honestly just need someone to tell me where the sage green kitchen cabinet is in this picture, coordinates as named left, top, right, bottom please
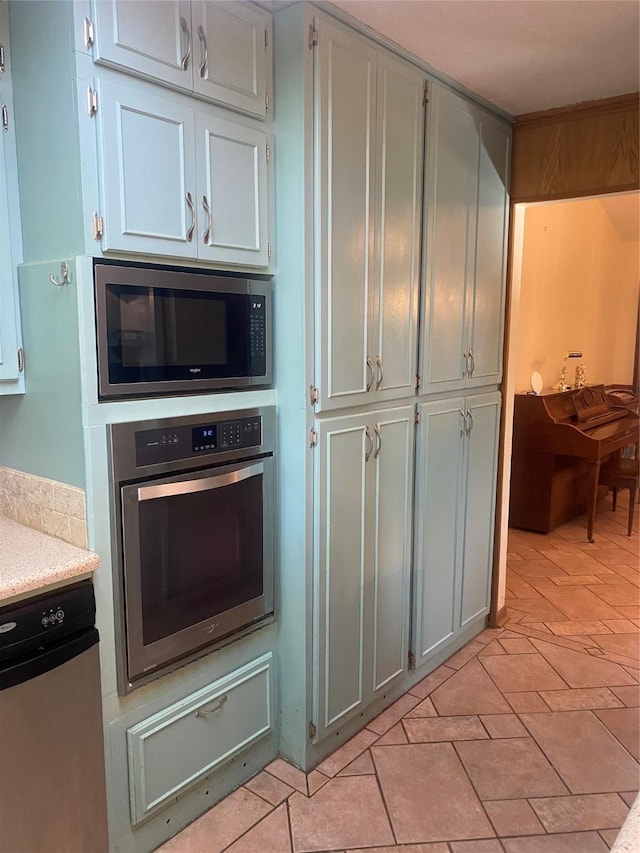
left=419, top=81, right=510, bottom=395
left=0, top=0, right=23, bottom=394
left=313, top=406, right=414, bottom=740
left=97, top=75, right=271, bottom=267
left=314, top=15, right=424, bottom=412
left=91, top=0, right=272, bottom=119
left=412, top=392, right=501, bottom=667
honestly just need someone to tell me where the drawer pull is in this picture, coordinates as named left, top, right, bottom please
left=195, top=694, right=228, bottom=718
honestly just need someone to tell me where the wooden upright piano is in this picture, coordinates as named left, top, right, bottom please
left=509, top=384, right=639, bottom=541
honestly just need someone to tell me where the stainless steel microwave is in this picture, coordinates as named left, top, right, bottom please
left=94, top=263, right=272, bottom=399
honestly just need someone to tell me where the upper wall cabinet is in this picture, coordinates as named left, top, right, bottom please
left=419, top=81, right=510, bottom=395
left=90, top=0, right=272, bottom=119
left=313, top=15, right=424, bottom=413
left=96, top=76, right=271, bottom=267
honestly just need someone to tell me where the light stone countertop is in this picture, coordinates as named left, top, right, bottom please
left=0, top=516, right=100, bottom=605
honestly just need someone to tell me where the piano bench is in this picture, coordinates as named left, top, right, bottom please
left=598, top=458, right=639, bottom=536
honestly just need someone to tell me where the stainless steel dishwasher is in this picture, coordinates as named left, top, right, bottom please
left=0, top=581, right=109, bottom=853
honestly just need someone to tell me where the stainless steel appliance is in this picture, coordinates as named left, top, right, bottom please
left=95, top=262, right=272, bottom=399
left=0, top=582, right=109, bottom=852
left=108, top=407, right=275, bottom=694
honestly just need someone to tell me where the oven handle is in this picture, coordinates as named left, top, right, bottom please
left=136, top=462, right=263, bottom=502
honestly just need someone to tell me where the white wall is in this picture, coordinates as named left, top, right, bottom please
left=514, top=197, right=639, bottom=394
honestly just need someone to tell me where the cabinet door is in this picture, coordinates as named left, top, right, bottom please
left=419, top=82, right=479, bottom=395
left=192, top=0, right=271, bottom=118
left=459, top=392, right=501, bottom=628
left=314, top=414, right=372, bottom=738
left=195, top=110, right=269, bottom=267
left=370, top=407, right=414, bottom=694
left=412, top=397, right=465, bottom=666
left=373, top=54, right=423, bottom=403
left=315, top=17, right=377, bottom=412
left=92, top=0, right=192, bottom=92
left=466, top=114, right=510, bottom=389
left=98, top=79, right=197, bottom=258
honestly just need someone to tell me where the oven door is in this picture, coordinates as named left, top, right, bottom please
left=119, top=456, right=274, bottom=685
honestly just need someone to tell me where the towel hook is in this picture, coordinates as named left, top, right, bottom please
left=49, top=262, right=70, bottom=287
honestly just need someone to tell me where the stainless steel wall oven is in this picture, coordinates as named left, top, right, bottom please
left=108, top=407, right=275, bottom=694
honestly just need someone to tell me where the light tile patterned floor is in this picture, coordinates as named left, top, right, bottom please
left=158, top=494, right=639, bottom=852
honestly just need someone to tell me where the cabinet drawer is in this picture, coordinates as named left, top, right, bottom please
left=127, top=652, right=272, bottom=824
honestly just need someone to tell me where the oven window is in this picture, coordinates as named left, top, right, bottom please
left=137, top=473, right=264, bottom=645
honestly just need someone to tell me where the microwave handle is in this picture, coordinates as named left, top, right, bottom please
left=137, top=462, right=263, bottom=502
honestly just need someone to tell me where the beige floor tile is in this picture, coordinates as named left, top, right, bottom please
left=530, top=639, right=637, bottom=688
left=502, top=831, right=609, bottom=851
left=484, top=799, right=545, bottom=836
left=375, top=722, right=408, bottom=745
left=350, top=845, right=450, bottom=853
left=455, top=737, right=568, bottom=800
left=587, top=583, right=640, bottom=607
left=539, top=586, right=622, bottom=621
left=444, top=639, right=487, bottom=670
left=337, top=750, right=375, bottom=776
left=225, top=804, right=292, bottom=853
left=538, top=686, right=624, bottom=711
left=479, top=653, right=568, bottom=692
left=588, top=546, right=640, bottom=567
left=403, top=715, right=487, bottom=743
left=589, top=632, right=640, bottom=662
left=529, top=793, right=629, bottom=833
left=410, top=664, right=456, bottom=698
left=547, top=551, right=623, bottom=577
left=520, top=710, right=640, bottom=793
left=479, top=639, right=508, bottom=656
left=499, top=638, right=537, bottom=654
left=449, top=842, right=505, bottom=852
left=510, top=559, right=567, bottom=577
left=617, top=605, right=640, bottom=619
left=316, top=728, right=378, bottom=777
left=265, top=758, right=308, bottom=794
left=288, top=775, right=394, bottom=852
left=602, top=619, right=639, bottom=633
left=503, top=692, right=550, bottom=713
left=372, top=743, right=495, bottom=842
left=306, top=770, right=330, bottom=795
left=594, top=707, right=640, bottom=759
left=367, top=692, right=421, bottom=734
left=610, top=685, right=640, bottom=706
left=431, top=659, right=511, bottom=716
left=598, top=828, right=620, bottom=846
left=620, top=790, right=638, bottom=806
left=479, top=713, right=528, bottom=738
left=244, top=771, right=294, bottom=805
left=404, top=695, right=438, bottom=717
left=545, top=620, right=612, bottom=636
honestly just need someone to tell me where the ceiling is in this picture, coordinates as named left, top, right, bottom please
left=326, top=0, right=640, bottom=116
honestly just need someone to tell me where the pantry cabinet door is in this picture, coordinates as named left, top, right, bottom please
left=195, top=110, right=270, bottom=268
left=192, top=0, right=271, bottom=118
left=466, top=114, right=510, bottom=389
left=314, top=414, right=372, bottom=738
left=412, top=397, right=465, bottom=666
left=370, top=407, right=414, bottom=694
left=373, top=54, right=423, bottom=404
left=419, top=82, right=479, bottom=395
left=92, top=0, right=192, bottom=92
left=459, top=393, right=501, bottom=628
left=98, top=78, right=197, bottom=258
left=314, top=17, right=377, bottom=412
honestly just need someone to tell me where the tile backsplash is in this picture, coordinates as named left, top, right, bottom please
left=0, top=467, right=87, bottom=548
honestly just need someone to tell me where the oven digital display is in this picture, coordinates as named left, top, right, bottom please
left=192, top=425, right=217, bottom=452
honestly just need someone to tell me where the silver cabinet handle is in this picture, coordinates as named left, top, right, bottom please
left=202, top=194, right=212, bottom=244
left=365, top=426, right=374, bottom=462
left=462, top=351, right=469, bottom=377
left=366, top=357, right=374, bottom=392
left=197, top=24, right=208, bottom=78
left=180, top=16, right=191, bottom=70
left=373, top=424, right=382, bottom=458
left=195, top=694, right=227, bottom=717
left=468, top=349, right=475, bottom=376
left=185, top=192, right=195, bottom=242
left=459, top=409, right=466, bottom=437
left=375, top=355, right=384, bottom=390
left=465, top=409, right=474, bottom=436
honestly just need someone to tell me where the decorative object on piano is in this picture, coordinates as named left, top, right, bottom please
left=530, top=371, right=544, bottom=395
left=553, top=351, right=583, bottom=392
left=574, top=363, right=587, bottom=389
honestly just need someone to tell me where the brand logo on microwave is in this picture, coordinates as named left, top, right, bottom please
left=203, top=622, right=219, bottom=634
left=189, top=367, right=202, bottom=374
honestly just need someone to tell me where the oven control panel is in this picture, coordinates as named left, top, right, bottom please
left=135, top=415, right=263, bottom=467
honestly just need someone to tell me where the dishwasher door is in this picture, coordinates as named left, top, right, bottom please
left=0, top=627, right=109, bottom=853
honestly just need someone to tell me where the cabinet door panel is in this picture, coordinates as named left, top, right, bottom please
left=374, top=55, right=423, bottom=403
left=315, top=416, right=370, bottom=735
left=460, top=393, right=501, bottom=627
left=467, top=116, right=510, bottom=388
left=371, top=408, right=414, bottom=693
left=98, top=79, right=196, bottom=258
left=420, top=83, right=479, bottom=394
left=196, top=111, right=269, bottom=267
left=93, top=0, right=192, bottom=92
left=315, top=18, right=377, bottom=411
left=192, top=0, right=270, bottom=118
left=413, top=398, right=465, bottom=665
